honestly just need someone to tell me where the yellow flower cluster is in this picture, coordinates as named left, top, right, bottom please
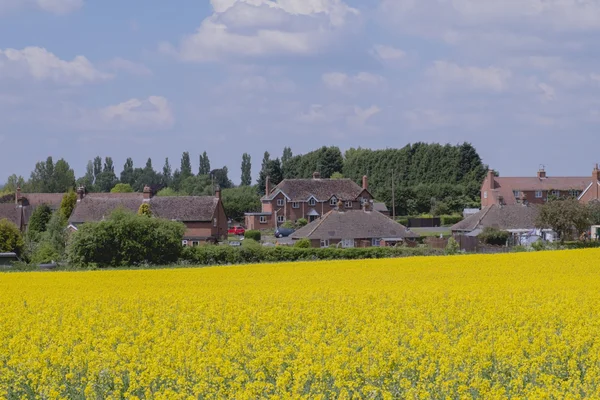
left=2, top=250, right=600, bottom=399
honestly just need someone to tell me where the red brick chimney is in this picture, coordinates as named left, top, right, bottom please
left=594, top=164, right=600, bottom=182
left=215, top=186, right=221, bottom=200
left=15, top=186, right=22, bottom=206
left=487, top=169, right=495, bottom=190
left=265, top=176, right=271, bottom=196
left=537, top=167, right=547, bottom=179
left=143, top=185, right=152, bottom=201
left=362, top=175, right=368, bottom=190
left=76, top=187, right=85, bottom=202
left=313, top=171, right=321, bottom=180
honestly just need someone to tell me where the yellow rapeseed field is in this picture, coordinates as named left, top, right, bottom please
left=2, top=250, right=600, bottom=399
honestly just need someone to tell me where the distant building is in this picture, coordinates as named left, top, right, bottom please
left=0, top=188, right=63, bottom=231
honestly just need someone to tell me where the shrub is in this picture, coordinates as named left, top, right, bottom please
left=111, top=183, right=134, bottom=193
left=67, top=209, right=185, bottom=267
left=138, top=203, right=152, bottom=217
left=478, top=227, right=510, bottom=246
left=294, top=238, right=311, bottom=248
left=0, top=219, right=24, bottom=255
left=445, top=237, right=460, bottom=255
left=31, top=241, right=60, bottom=264
left=441, top=215, right=463, bottom=226
left=60, top=191, right=78, bottom=220
left=28, top=204, right=52, bottom=235
left=397, top=217, right=409, bottom=226
left=245, top=230, right=261, bottom=242
left=296, top=218, right=308, bottom=228
left=281, top=220, right=295, bottom=229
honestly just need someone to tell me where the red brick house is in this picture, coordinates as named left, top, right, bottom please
left=0, top=188, right=64, bottom=231
left=245, top=172, right=374, bottom=230
left=481, top=166, right=600, bottom=206
left=68, top=186, right=228, bottom=245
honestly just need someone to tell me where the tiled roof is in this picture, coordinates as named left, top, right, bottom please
left=21, top=193, right=64, bottom=208
left=373, top=202, right=389, bottom=213
left=451, top=204, right=540, bottom=232
left=0, top=204, right=21, bottom=227
left=291, top=209, right=417, bottom=241
left=69, top=194, right=219, bottom=224
left=266, top=179, right=367, bottom=202
left=490, top=177, right=592, bottom=205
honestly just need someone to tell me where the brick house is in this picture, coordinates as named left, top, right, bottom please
left=290, top=203, right=417, bottom=248
left=0, top=188, right=64, bottom=231
left=481, top=166, right=600, bottom=207
left=245, top=172, right=374, bottom=230
left=68, top=186, right=228, bottom=245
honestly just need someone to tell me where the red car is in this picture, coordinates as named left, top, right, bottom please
left=228, top=226, right=245, bottom=236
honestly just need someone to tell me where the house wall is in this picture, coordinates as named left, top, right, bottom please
left=182, top=200, right=228, bottom=242
left=245, top=215, right=275, bottom=230
left=580, top=184, right=600, bottom=204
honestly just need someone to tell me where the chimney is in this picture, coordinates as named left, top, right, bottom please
left=594, top=164, right=600, bottom=181
left=215, top=185, right=221, bottom=200
left=76, top=187, right=85, bottom=202
left=143, top=185, right=152, bottom=201
left=313, top=171, right=321, bottom=180
left=265, top=176, right=271, bottom=195
left=15, top=186, right=22, bottom=206
left=537, top=168, right=547, bottom=179
left=487, top=169, right=495, bottom=190
left=362, top=175, right=368, bottom=190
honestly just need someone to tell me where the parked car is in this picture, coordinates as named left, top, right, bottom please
left=274, top=227, right=295, bottom=238
left=228, top=226, right=246, bottom=236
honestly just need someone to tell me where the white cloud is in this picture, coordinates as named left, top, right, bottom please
left=105, top=58, right=152, bottom=76
left=0, top=0, right=82, bottom=14
left=371, top=44, right=405, bottom=61
left=0, top=47, right=110, bottom=85
left=538, top=83, right=556, bottom=102
left=322, top=71, right=385, bottom=90
left=347, top=105, right=381, bottom=127
left=426, top=61, right=512, bottom=92
left=97, top=96, right=174, bottom=130
left=164, top=0, right=359, bottom=62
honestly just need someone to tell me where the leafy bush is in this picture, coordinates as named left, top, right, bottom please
left=478, top=227, right=510, bottom=246
left=531, top=240, right=547, bottom=252
left=244, top=230, right=261, bottom=242
left=31, top=241, right=60, bottom=264
left=562, top=241, right=600, bottom=249
left=296, top=218, right=308, bottom=228
left=111, top=183, right=134, bottom=193
left=60, top=191, right=78, bottom=220
left=281, top=220, right=295, bottom=229
left=181, top=245, right=444, bottom=266
left=28, top=204, right=52, bottom=235
left=67, top=209, right=185, bottom=267
left=0, top=219, right=24, bottom=254
left=397, top=217, right=409, bottom=226
left=138, top=203, right=152, bottom=217
left=445, top=237, right=460, bottom=255
left=441, top=215, right=463, bottom=226
left=294, top=238, right=311, bottom=248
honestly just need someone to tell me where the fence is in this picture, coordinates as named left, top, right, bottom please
left=408, top=217, right=442, bottom=228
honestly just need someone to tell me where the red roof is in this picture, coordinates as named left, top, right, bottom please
left=490, top=176, right=593, bottom=205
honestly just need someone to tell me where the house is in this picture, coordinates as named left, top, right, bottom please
left=68, top=186, right=228, bottom=245
left=245, top=172, right=374, bottom=230
left=481, top=165, right=600, bottom=207
left=373, top=202, right=391, bottom=217
left=0, top=188, right=64, bottom=231
left=290, top=202, right=417, bottom=248
left=451, top=204, right=555, bottom=244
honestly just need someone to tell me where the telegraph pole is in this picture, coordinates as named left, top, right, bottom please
left=391, top=169, right=396, bottom=220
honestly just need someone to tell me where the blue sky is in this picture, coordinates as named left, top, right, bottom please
left=2, top=0, right=600, bottom=185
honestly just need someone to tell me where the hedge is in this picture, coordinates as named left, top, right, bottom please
left=441, top=215, right=463, bottom=226
left=181, top=245, right=443, bottom=266
left=562, top=241, right=600, bottom=249
left=397, top=215, right=463, bottom=227
left=244, top=230, right=261, bottom=241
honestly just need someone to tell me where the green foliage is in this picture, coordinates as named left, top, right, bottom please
left=330, top=172, right=344, bottom=180
left=60, top=191, right=77, bottom=220
left=531, top=240, right=547, bottom=252
left=111, top=183, right=134, bottom=193
left=562, top=241, right=600, bottom=249
left=441, top=215, right=464, bottom=226
left=29, top=157, right=76, bottom=193
left=156, top=188, right=181, bottom=197
left=241, top=153, right=252, bottom=186
left=294, top=238, right=311, bottom=248
left=281, top=220, right=295, bottom=229
left=31, top=241, right=60, bottom=264
left=283, top=146, right=344, bottom=179
left=588, top=200, right=600, bottom=225
left=0, top=219, right=24, bottom=254
left=181, top=245, right=443, bottom=266
left=257, top=152, right=283, bottom=194
left=180, top=152, right=193, bottom=180
left=296, top=218, right=308, bottom=228
left=179, top=175, right=212, bottom=196
left=211, top=167, right=233, bottom=189
left=244, top=230, right=261, bottom=242
left=138, top=203, right=152, bottom=217
left=536, top=198, right=590, bottom=242
left=222, top=186, right=260, bottom=221
left=67, top=209, right=186, bottom=267
left=478, top=227, right=510, bottom=246
left=199, top=152, right=211, bottom=176
left=28, top=204, right=52, bottom=235
left=95, top=157, right=119, bottom=192
left=445, top=237, right=460, bottom=255
left=44, top=212, right=68, bottom=257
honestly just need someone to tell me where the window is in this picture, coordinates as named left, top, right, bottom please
left=259, top=216, right=267, bottom=224
left=551, top=190, right=560, bottom=197
left=535, top=191, right=543, bottom=198
left=292, top=202, right=300, bottom=209
left=213, top=218, right=217, bottom=227
left=360, top=197, right=367, bottom=205
left=320, top=239, right=330, bottom=248
left=484, top=191, right=488, bottom=199
left=182, top=240, right=188, bottom=246
left=308, top=198, right=316, bottom=206
left=372, top=238, right=382, bottom=247
left=192, top=241, right=199, bottom=247
left=277, top=198, right=285, bottom=206
left=277, top=215, right=285, bottom=223
left=341, top=239, right=355, bottom=248
left=570, top=190, right=581, bottom=198
left=345, top=201, right=353, bottom=208
left=329, top=197, right=337, bottom=206
left=513, top=190, right=521, bottom=198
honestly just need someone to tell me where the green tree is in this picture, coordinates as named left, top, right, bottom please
left=199, top=152, right=211, bottom=175
left=211, top=167, right=233, bottom=190
left=120, top=158, right=135, bottom=185
left=179, top=175, right=212, bottom=196
left=138, top=203, right=152, bottom=217
left=221, top=186, right=261, bottom=221
left=241, top=153, right=252, bottom=186
left=330, top=172, right=344, bottom=180
left=162, top=158, right=173, bottom=187
left=28, top=204, right=52, bottom=235
left=60, top=191, right=78, bottom=221
left=156, top=187, right=181, bottom=197
left=111, top=183, right=134, bottom=193
left=96, top=157, right=119, bottom=192
left=257, top=152, right=282, bottom=195
left=0, top=219, right=24, bottom=254
left=180, top=152, right=193, bottom=179
left=536, top=198, right=590, bottom=242
left=52, top=159, right=76, bottom=192
left=2, top=174, right=25, bottom=193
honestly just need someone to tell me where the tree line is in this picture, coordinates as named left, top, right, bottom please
left=1, top=142, right=488, bottom=217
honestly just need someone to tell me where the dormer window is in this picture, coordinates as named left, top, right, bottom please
left=277, top=198, right=284, bottom=207
left=329, top=197, right=337, bottom=206
left=308, top=198, right=316, bottom=206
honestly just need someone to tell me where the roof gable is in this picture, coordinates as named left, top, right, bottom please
left=452, top=204, right=540, bottom=232
left=267, top=178, right=367, bottom=202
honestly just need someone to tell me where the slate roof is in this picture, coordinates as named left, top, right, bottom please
left=291, top=209, right=417, bottom=241
left=451, top=204, right=540, bottom=232
left=373, top=202, right=389, bottom=213
left=490, top=176, right=591, bottom=205
left=21, top=193, right=64, bottom=209
left=265, top=179, right=367, bottom=202
left=69, top=194, right=220, bottom=224
left=0, top=204, right=21, bottom=227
